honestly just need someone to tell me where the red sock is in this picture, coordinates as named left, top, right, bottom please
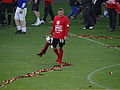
left=53, top=48, right=60, bottom=62
left=58, top=49, right=63, bottom=64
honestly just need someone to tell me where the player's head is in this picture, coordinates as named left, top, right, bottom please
left=58, top=8, right=64, bottom=17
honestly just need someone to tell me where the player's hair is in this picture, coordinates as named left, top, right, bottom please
left=58, top=8, right=64, bottom=12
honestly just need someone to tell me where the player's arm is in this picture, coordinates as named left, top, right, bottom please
left=21, top=3, right=26, bottom=9
left=49, top=20, right=55, bottom=37
left=19, top=3, right=26, bottom=13
left=22, top=0, right=28, bottom=8
left=20, top=0, right=28, bottom=13
left=34, top=0, right=38, bottom=3
left=64, top=18, right=70, bottom=40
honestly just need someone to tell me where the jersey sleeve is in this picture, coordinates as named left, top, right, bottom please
left=23, top=0, right=28, bottom=3
left=49, top=19, right=55, bottom=35
left=64, top=18, right=70, bottom=37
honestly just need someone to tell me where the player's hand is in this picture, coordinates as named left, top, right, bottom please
left=34, top=0, right=37, bottom=3
left=49, top=35, right=52, bottom=37
left=64, top=36, right=67, bottom=40
left=19, top=10, right=23, bottom=14
left=19, top=8, right=23, bottom=14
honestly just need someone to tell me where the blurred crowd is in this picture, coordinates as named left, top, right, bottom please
left=0, top=0, right=120, bottom=33
left=68, top=0, right=120, bottom=31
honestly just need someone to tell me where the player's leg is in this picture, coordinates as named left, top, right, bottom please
left=20, top=20, right=26, bottom=33
left=1, top=3, right=6, bottom=25
left=73, top=6, right=79, bottom=19
left=31, top=2, right=41, bottom=25
left=68, top=6, right=75, bottom=19
left=43, top=1, right=49, bottom=23
left=58, top=48, right=63, bottom=64
left=48, top=4, right=54, bottom=22
left=7, top=3, right=13, bottom=26
left=52, top=38, right=60, bottom=62
left=83, top=5, right=93, bottom=29
left=15, top=19, right=22, bottom=33
left=14, top=7, right=22, bottom=33
left=32, top=11, right=42, bottom=25
left=58, top=39, right=65, bottom=64
left=0, top=3, right=2, bottom=26
left=19, top=8, right=27, bottom=33
left=34, top=11, right=40, bottom=21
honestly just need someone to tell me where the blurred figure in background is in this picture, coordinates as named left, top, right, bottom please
left=106, top=0, right=119, bottom=31
left=82, top=0, right=96, bottom=30
left=77, top=0, right=83, bottom=16
left=103, top=1, right=109, bottom=17
left=41, top=0, right=54, bottom=23
left=94, top=0, right=103, bottom=20
left=1, top=0, right=14, bottom=27
left=14, top=0, right=28, bottom=34
left=31, top=0, right=42, bottom=26
left=68, top=0, right=79, bottom=19
left=0, top=0, right=2, bottom=26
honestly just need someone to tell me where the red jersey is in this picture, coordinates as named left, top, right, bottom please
left=44, top=0, right=53, bottom=7
left=106, top=0, right=118, bottom=8
left=1, top=0, right=13, bottom=3
left=50, top=16, right=70, bottom=39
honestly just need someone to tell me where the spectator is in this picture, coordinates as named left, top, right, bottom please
left=103, top=1, right=109, bottom=17
left=0, top=0, right=2, bottom=26
left=13, top=0, right=18, bottom=12
left=68, top=0, right=79, bottom=19
left=94, top=0, right=102, bottom=20
left=31, top=0, right=42, bottom=26
left=77, top=0, right=83, bottom=16
left=14, top=0, right=28, bottom=34
left=1, top=0, right=14, bottom=27
left=41, top=0, right=54, bottom=23
left=82, top=0, right=96, bottom=29
left=106, top=0, right=118, bottom=31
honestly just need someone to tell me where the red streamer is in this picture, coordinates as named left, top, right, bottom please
left=0, top=62, right=72, bottom=87
left=68, top=35, right=120, bottom=39
left=107, top=46, right=120, bottom=48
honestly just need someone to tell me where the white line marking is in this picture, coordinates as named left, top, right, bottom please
left=87, top=63, right=120, bottom=89
left=68, top=33, right=120, bottom=89
left=70, top=26, right=108, bottom=28
left=69, top=33, right=120, bottom=51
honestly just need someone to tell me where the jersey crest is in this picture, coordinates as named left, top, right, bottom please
left=56, top=21, right=60, bottom=25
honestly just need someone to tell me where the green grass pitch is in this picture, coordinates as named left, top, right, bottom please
left=0, top=2, right=120, bottom=90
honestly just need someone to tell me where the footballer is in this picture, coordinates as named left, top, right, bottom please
left=49, top=8, right=70, bottom=64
